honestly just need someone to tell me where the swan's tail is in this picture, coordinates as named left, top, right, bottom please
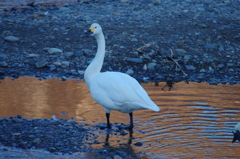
left=148, top=104, right=160, bottom=112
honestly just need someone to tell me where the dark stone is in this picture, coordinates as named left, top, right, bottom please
left=134, top=142, right=143, bottom=146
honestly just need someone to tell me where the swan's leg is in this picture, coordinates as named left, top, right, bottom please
left=129, top=112, right=134, bottom=130
left=106, top=113, right=111, bottom=128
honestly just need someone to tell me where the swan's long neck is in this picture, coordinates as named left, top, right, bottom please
left=84, top=32, right=105, bottom=86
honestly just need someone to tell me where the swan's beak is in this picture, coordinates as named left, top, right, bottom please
left=232, top=130, right=240, bottom=143
left=85, top=29, right=92, bottom=34
left=85, top=27, right=95, bottom=34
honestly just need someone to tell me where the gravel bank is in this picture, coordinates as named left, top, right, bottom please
left=0, top=115, right=146, bottom=158
left=0, top=0, right=239, bottom=85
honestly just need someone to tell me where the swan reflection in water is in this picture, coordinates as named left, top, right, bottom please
left=94, top=129, right=144, bottom=158
left=104, top=129, right=134, bottom=146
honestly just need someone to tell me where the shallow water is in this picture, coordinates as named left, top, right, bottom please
left=0, top=77, right=240, bottom=158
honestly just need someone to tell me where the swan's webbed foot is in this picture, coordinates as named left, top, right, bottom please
left=128, top=124, right=134, bottom=130
left=117, top=124, right=134, bottom=130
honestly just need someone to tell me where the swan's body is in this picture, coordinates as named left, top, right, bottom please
left=84, top=23, right=160, bottom=129
left=232, top=122, right=240, bottom=143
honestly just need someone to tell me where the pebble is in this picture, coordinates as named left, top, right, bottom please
left=143, top=64, right=147, bottom=70
left=227, top=63, right=234, bottom=67
left=78, top=70, right=84, bottom=75
left=184, top=55, right=192, bottom=60
left=147, top=63, right=156, bottom=70
left=47, top=48, right=63, bottom=54
left=186, top=65, right=196, bottom=71
left=127, top=58, right=142, bottom=63
left=199, top=69, right=206, bottom=73
left=175, top=48, right=187, bottom=54
left=75, top=50, right=84, bottom=57
left=0, top=53, right=7, bottom=60
left=204, top=58, right=214, bottom=64
left=131, top=38, right=138, bottom=42
left=59, top=7, right=71, bottom=12
left=53, top=61, right=61, bottom=66
left=61, top=61, right=70, bottom=68
left=155, top=75, right=165, bottom=81
left=204, top=44, right=215, bottom=50
left=33, top=138, right=41, bottom=145
left=120, top=129, right=127, bottom=135
left=197, top=74, right=203, bottom=80
left=218, top=64, right=224, bottom=68
left=48, top=147, right=56, bottom=152
left=134, top=142, right=143, bottom=146
left=207, top=67, right=215, bottom=74
left=0, top=61, right=8, bottom=67
left=35, top=59, right=47, bottom=68
left=208, top=81, right=218, bottom=85
left=82, top=49, right=94, bottom=56
left=63, top=52, right=74, bottom=57
left=125, top=69, right=134, bottom=75
left=12, top=133, right=21, bottom=136
left=27, top=54, right=39, bottom=58
left=113, top=155, right=123, bottom=159
left=4, top=36, right=19, bottom=42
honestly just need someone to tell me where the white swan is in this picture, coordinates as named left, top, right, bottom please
left=232, top=122, right=240, bottom=143
left=84, top=23, right=160, bottom=130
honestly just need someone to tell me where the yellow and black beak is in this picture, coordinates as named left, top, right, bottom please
left=85, top=27, right=95, bottom=34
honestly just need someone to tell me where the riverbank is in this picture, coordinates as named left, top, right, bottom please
left=0, top=115, right=145, bottom=159
left=0, top=0, right=239, bottom=85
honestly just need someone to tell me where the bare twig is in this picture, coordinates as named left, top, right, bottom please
left=135, top=42, right=155, bottom=53
left=161, top=49, right=188, bottom=91
left=168, top=49, right=188, bottom=76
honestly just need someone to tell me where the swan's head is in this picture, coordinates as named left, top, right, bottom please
left=232, top=122, right=240, bottom=143
left=86, top=23, right=102, bottom=35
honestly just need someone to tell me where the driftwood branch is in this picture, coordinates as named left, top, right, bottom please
left=135, top=42, right=155, bottom=53
left=161, top=49, right=188, bottom=91
left=168, top=49, right=188, bottom=76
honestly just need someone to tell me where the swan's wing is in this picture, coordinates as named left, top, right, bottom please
left=89, top=72, right=159, bottom=112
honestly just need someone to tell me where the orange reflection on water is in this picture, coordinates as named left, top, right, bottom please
left=0, top=77, right=240, bottom=158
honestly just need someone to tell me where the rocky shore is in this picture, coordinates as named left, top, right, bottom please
left=0, top=115, right=145, bottom=158
left=0, top=0, right=239, bottom=85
